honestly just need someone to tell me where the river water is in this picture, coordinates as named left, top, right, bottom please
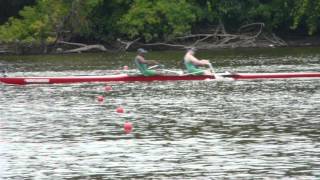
left=0, top=48, right=319, bottom=179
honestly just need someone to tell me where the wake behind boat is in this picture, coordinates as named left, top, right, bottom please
left=1, top=72, right=320, bottom=85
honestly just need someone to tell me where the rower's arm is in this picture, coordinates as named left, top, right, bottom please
left=188, top=55, right=208, bottom=66
left=137, top=56, right=158, bottom=65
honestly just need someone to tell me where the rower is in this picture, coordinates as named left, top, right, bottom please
left=183, top=47, right=213, bottom=75
left=134, top=48, right=161, bottom=76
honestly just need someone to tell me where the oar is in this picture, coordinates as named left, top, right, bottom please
left=148, top=64, right=184, bottom=75
left=208, top=63, right=215, bottom=74
left=160, top=69, right=184, bottom=75
left=208, top=62, right=223, bottom=79
left=183, top=71, right=211, bottom=76
left=148, top=65, right=159, bottom=70
left=148, top=64, right=165, bottom=70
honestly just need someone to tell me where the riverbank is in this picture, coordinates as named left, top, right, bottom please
left=0, top=35, right=319, bottom=55
left=285, top=36, right=320, bottom=47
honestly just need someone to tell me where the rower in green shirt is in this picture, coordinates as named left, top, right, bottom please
left=134, top=48, right=160, bottom=76
left=184, top=47, right=213, bottom=75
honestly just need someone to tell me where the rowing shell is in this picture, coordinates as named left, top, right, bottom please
left=1, top=72, right=320, bottom=85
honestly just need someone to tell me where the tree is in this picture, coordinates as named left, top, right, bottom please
left=0, top=0, right=68, bottom=43
left=291, top=0, right=320, bottom=35
left=192, top=0, right=255, bottom=30
left=87, top=0, right=133, bottom=41
left=59, top=0, right=103, bottom=40
left=192, top=0, right=320, bottom=35
left=0, top=0, right=102, bottom=43
left=0, top=0, right=319, bottom=46
left=0, top=0, right=36, bottom=24
left=118, top=0, right=196, bottom=42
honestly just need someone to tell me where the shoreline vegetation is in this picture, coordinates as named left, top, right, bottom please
left=0, top=0, right=320, bottom=55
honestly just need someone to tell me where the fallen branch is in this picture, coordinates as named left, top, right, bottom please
left=239, top=23, right=264, bottom=34
left=63, top=45, right=107, bottom=53
left=0, top=50, right=11, bottom=54
left=143, top=42, right=187, bottom=48
left=271, top=33, right=287, bottom=46
left=262, top=33, right=287, bottom=46
left=0, top=45, right=15, bottom=54
left=57, top=40, right=87, bottom=47
left=117, top=38, right=140, bottom=51
left=118, top=22, right=286, bottom=50
left=57, top=41, right=107, bottom=53
left=192, top=34, right=215, bottom=46
left=176, top=34, right=214, bottom=39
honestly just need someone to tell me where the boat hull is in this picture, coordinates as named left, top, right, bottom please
left=0, top=74, right=214, bottom=85
left=226, top=72, right=320, bottom=80
left=1, top=72, right=320, bottom=85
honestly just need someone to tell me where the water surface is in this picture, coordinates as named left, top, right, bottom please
left=0, top=47, right=319, bottom=179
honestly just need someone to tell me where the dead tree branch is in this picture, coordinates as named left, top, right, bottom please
left=262, top=33, right=287, bottom=46
left=117, top=22, right=286, bottom=50
left=57, top=41, right=107, bottom=53
left=142, top=42, right=187, bottom=48
left=117, top=38, right=140, bottom=51
left=57, top=41, right=87, bottom=47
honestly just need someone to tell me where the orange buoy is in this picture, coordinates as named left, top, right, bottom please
left=124, top=121, right=133, bottom=133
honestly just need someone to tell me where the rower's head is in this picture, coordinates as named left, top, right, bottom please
left=137, top=48, right=148, bottom=56
left=187, top=47, right=197, bottom=55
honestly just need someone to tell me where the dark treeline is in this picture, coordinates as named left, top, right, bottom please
left=0, top=0, right=35, bottom=24
left=0, top=0, right=319, bottom=47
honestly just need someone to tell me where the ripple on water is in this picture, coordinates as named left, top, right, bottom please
left=1, top=56, right=320, bottom=179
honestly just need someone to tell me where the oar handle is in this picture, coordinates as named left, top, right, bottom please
left=207, top=62, right=225, bottom=79
left=148, top=64, right=165, bottom=70
left=148, top=65, right=158, bottom=69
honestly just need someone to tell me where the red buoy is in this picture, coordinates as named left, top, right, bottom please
left=104, top=85, right=112, bottom=92
left=124, top=121, right=133, bottom=133
left=116, top=106, right=124, bottom=113
left=97, top=96, right=104, bottom=102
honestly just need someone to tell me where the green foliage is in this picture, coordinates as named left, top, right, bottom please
left=87, top=0, right=133, bottom=41
left=0, top=0, right=319, bottom=44
left=0, top=0, right=68, bottom=43
left=193, top=0, right=320, bottom=35
left=118, top=0, right=196, bottom=42
left=246, top=0, right=293, bottom=30
left=0, top=0, right=103, bottom=43
left=0, top=0, right=36, bottom=24
left=63, top=0, right=103, bottom=36
left=193, top=0, right=252, bottom=29
left=291, top=0, right=320, bottom=35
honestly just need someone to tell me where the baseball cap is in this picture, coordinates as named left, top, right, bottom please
left=137, top=48, right=148, bottom=54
